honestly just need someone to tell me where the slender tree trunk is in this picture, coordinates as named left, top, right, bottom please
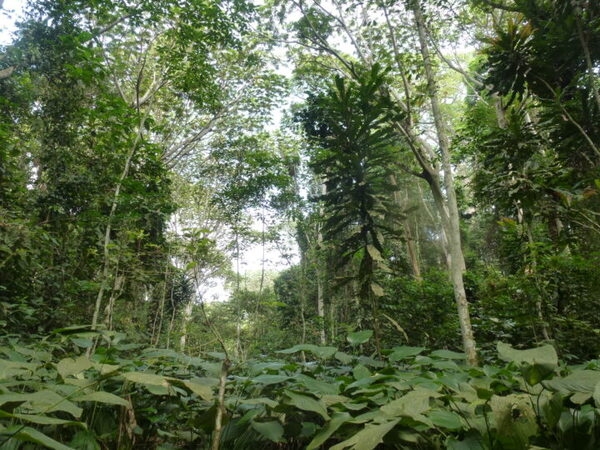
left=412, top=0, right=477, bottom=365
left=90, top=117, right=146, bottom=332
left=179, top=301, right=194, bottom=352
left=166, top=282, right=176, bottom=349
left=315, top=183, right=328, bottom=345
left=404, top=220, right=422, bottom=280
left=524, top=222, right=552, bottom=342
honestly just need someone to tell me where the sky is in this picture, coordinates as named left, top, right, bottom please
left=0, top=0, right=24, bottom=45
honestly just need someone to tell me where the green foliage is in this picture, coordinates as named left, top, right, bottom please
left=382, top=270, right=460, bottom=350
left=3, top=333, right=600, bottom=449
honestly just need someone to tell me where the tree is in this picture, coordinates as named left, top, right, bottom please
left=298, top=65, right=404, bottom=352
left=277, top=0, right=479, bottom=363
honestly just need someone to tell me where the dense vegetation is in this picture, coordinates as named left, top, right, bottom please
left=1, top=0, right=599, bottom=448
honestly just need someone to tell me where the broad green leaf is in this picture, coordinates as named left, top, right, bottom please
left=329, top=419, right=399, bottom=450
left=251, top=420, right=285, bottom=443
left=594, top=379, right=600, bottom=407
left=72, top=392, right=129, bottom=407
left=321, top=394, right=351, bottom=406
left=388, top=346, right=425, bottom=362
left=490, top=394, right=538, bottom=448
left=144, top=384, right=172, bottom=395
left=238, top=397, right=278, bottom=408
left=0, top=410, right=86, bottom=428
left=69, top=430, right=101, bottom=450
left=381, top=389, right=441, bottom=418
left=543, top=370, right=600, bottom=398
left=446, top=431, right=486, bottom=450
left=430, top=349, right=466, bottom=360
left=497, top=342, right=558, bottom=369
left=207, top=352, right=227, bottom=360
left=0, top=359, right=38, bottom=379
left=182, top=380, right=214, bottom=401
left=122, top=371, right=169, bottom=387
left=295, top=374, right=340, bottom=395
left=248, top=361, right=286, bottom=375
left=56, top=356, right=93, bottom=378
left=307, top=412, right=351, bottom=450
left=353, top=364, right=371, bottom=380
left=91, top=362, right=120, bottom=375
left=428, top=410, right=463, bottom=431
left=284, top=390, right=330, bottom=420
left=70, top=338, right=94, bottom=348
left=142, top=348, right=181, bottom=359
left=0, top=390, right=82, bottom=418
left=347, top=330, right=373, bottom=346
left=335, top=352, right=354, bottom=364
left=498, top=342, right=558, bottom=385
left=277, top=344, right=337, bottom=359
left=252, top=374, right=292, bottom=386
left=342, top=401, right=368, bottom=411
left=1, top=425, right=76, bottom=450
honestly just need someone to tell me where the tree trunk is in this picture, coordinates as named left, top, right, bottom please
left=179, top=301, right=194, bottom=353
left=315, top=183, right=328, bottom=345
left=412, top=0, right=477, bottom=365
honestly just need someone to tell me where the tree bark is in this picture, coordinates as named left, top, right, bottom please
left=412, top=0, right=477, bottom=365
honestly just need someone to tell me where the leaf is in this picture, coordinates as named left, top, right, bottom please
left=497, top=342, right=557, bottom=368
left=388, top=346, right=425, bottom=362
left=446, top=430, right=486, bottom=450
left=543, top=370, right=600, bottom=398
left=490, top=393, right=538, bottom=448
left=252, top=374, right=292, bottom=386
left=1, top=425, right=76, bottom=450
left=594, top=379, right=600, bottom=407
left=122, top=371, right=169, bottom=387
left=56, top=356, right=93, bottom=378
left=353, top=364, right=371, bottom=380
left=307, top=412, right=351, bottom=450
left=430, top=349, right=466, bottom=360
left=284, top=390, right=330, bottom=420
left=329, top=419, right=399, bottom=450
left=182, top=380, right=214, bottom=401
left=238, top=397, right=278, bottom=408
left=347, top=330, right=373, bottom=346
left=427, top=410, right=463, bottom=431
left=277, top=344, right=337, bottom=359
left=0, top=359, right=38, bottom=379
left=366, top=244, right=383, bottom=262
left=251, top=420, right=285, bottom=443
left=381, top=314, right=409, bottom=343
left=70, top=338, right=94, bottom=348
left=69, top=430, right=101, bottom=450
left=381, top=389, right=441, bottom=419
left=335, top=352, right=354, bottom=364
left=0, top=411, right=86, bottom=428
left=498, top=342, right=558, bottom=385
left=0, top=390, right=82, bottom=418
left=295, top=374, right=340, bottom=395
left=72, top=392, right=129, bottom=407
left=370, top=283, right=385, bottom=297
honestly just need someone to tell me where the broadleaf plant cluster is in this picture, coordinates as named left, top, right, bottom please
left=1, top=330, right=600, bottom=449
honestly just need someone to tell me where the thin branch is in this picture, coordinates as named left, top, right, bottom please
left=382, top=2, right=412, bottom=119
left=575, top=15, right=600, bottom=111
left=537, top=77, right=600, bottom=159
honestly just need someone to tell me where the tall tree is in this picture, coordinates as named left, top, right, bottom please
left=299, top=65, right=404, bottom=352
left=277, top=0, right=479, bottom=363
